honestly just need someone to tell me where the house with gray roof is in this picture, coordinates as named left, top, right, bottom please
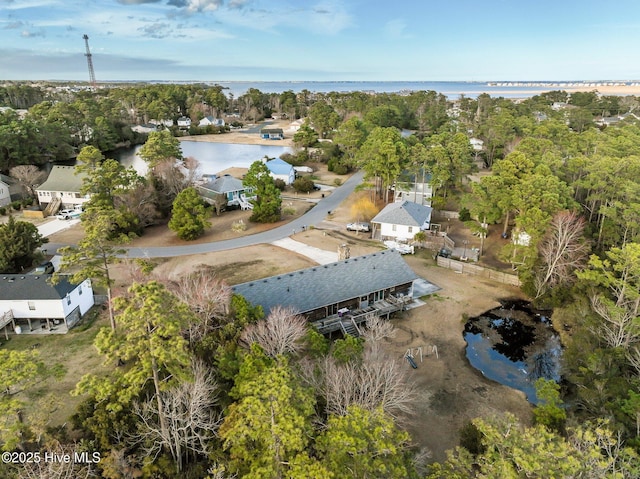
left=197, top=174, right=248, bottom=209
left=371, top=200, right=432, bottom=242
left=232, top=250, right=418, bottom=335
left=260, top=127, right=284, bottom=140
left=36, top=165, right=89, bottom=210
left=0, top=274, right=94, bottom=336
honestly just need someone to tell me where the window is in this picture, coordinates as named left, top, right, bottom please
left=78, top=285, right=82, bottom=295
left=392, top=224, right=397, bottom=232
left=408, top=226, right=413, bottom=233
left=28, top=301, right=36, bottom=311
left=67, top=296, right=71, bottom=305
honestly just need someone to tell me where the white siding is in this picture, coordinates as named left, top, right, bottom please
left=0, top=279, right=94, bottom=319
left=8, top=299, right=65, bottom=319
left=62, top=279, right=94, bottom=316
left=378, top=221, right=429, bottom=241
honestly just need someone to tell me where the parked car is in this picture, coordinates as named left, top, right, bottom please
left=56, top=209, right=81, bottom=220
left=30, top=261, right=54, bottom=274
left=346, top=222, right=371, bottom=232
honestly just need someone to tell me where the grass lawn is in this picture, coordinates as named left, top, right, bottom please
left=0, top=307, right=111, bottom=428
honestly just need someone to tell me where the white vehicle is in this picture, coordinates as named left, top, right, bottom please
left=346, top=222, right=371, bottom=232
left=56, top=209, right=82, bottom=220
left=384, top=240, right=414, bottom=255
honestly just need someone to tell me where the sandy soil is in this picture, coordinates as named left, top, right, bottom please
left=180, top=119, right=295, bottom=147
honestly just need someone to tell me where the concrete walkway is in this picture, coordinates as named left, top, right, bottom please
left=271, top=237, right=338, bottom=265
left=37, top=217, right=81, bottom=237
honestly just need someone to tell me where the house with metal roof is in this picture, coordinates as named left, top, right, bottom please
left=197, top=174, right=249, bottom=209
left=232, top=250, right=418, bottom=335
left=35, top=165, right=89, bottom=210
left=371, top=200, right=432, bottom=242
left=264, top=157, right=296, bottom=185
left=0, top=274, right=94, bottom=337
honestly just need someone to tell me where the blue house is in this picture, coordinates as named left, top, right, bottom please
left=197, top=174, right=248, bottom=208
left=260, top=128, right=284, bottom=140
left=265, top=158, right=296, bottom=185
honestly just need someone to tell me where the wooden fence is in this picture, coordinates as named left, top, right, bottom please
left=436, top=256, right=521, bottom=286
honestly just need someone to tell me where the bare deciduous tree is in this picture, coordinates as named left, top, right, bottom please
left=534, top=210, right=590, bottom=298
left=590, top=295, right=640, bottom=349
left=306, top=318, right=417, bottom=421
left=628, top=346, right=640, bottom=376
left=9, top=165, right=45, bottom=198
left=154, top=156, right=201, bottom=200
left=134, top=360, right=221, bottom=473
left=319, top=353, right=417, bottom=421
left=240, top=306, right=308, bottom=357
left=18, top=442, right=98, bottom=478
left=163, top=268, right=232, bottom=344
left=115, top=182, right=159, bottom=228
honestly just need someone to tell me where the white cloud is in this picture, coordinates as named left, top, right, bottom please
left=384, top=19, right=412, bottom=39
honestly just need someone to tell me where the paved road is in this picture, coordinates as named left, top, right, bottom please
left=46, top=170, right=364, bottom=259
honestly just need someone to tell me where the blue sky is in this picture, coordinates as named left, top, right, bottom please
left=2, top=0, right=640, bottom=82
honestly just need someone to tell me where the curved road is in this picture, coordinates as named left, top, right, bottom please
left=46, top=171, right=365, bottom=258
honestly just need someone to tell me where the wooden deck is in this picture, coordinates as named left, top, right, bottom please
left=313, top=295, right=412, bottom=337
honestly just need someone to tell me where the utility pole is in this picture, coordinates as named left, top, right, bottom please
left=83, top=34, right=96, bottom=87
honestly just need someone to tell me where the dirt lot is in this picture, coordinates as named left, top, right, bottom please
left=39, top=165, right=531, bottom=462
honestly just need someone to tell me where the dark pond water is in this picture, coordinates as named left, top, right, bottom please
left=463, top=299, right=562, bottom=403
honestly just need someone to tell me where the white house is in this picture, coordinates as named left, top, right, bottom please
left=177, top=116, right=192, bottom=128
left=371, top=200, right=432, bottom=242
left=0, top=275, right=94, bottom=335
left=264, top=158, right=296, bottom=185
left=198, top=116, right=225, bottom=127
left=0, top=175, right=11, bottom=207
left=36, top=165, right=89, bottom=210
left=394, top=178, right=433, bottom=206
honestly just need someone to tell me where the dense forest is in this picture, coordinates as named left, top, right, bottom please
left=2, top=81, right=640, bottom=477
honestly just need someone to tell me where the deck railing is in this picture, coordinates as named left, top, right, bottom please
left=313, top=295, right=412, bottom=336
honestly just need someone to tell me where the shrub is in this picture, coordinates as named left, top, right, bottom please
left=231, top=219, right=247, bottom=232
left=21, top=198, right=34, bottom=207
left=282, top=207, right=296, bottom=216
left=11, top=201, right=22, bottom=211
left=459, top=207, right=471, bottom=222
left=292, top=176, right=315, bottom=193
left=333, top=178, right=343, bottom=186
left=0, top=207, right=5, bottom=216
left=274, top=178, right=287, bottom=191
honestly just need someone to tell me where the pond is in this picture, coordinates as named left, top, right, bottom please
left=114, top=141, right=293, bottom=176
left=463, top=299, right=562, bottom=403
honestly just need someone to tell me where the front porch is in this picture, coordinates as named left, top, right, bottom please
left=313, top=294, right=413, bottom=337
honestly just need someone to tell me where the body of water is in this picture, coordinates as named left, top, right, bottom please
left=463, top=300, right=562, bottom=403
left=116, top=141, right=293, bottom=176
left=186, top=80, right=632, bottom=99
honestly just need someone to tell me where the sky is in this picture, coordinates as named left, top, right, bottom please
left=2, top=0, right=640, bottom=82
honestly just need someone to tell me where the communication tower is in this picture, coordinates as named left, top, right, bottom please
left=83, top=34, right=96, bottom=86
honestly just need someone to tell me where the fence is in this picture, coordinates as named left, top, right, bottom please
left=436, top=256, right=521, bottom=286
left=437, top=210, right=460, bottom=219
